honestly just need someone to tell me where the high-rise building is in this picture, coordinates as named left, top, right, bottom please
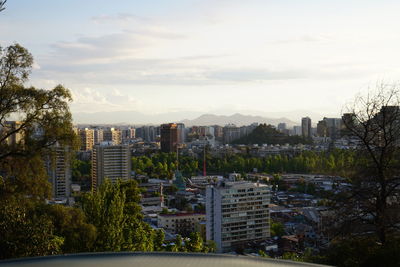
left=142, top=126, right=156, bottom=142
left=93, top=128, right=104, bottom=144
left=176, top=123, right=186, bottom=144
left=103, top=128, right=122, bottom=145
left=1, top=121, right=24, bottom=146
left=324, top=117, right=342, bottom=140
left=122, top=127, right=135, bottom=143
left=206, top=181, right=271, bottom=252
left=301, top=117, right=312, bottom=138
left=46, top=146, right=72, bottom=200
left=223, top=124, right=241, bottom=144
left=277, top=123, right=287, bottom=132
left=160, top=123, right=178, bottom=153
left=317, top=120, right=328, bottom=137
left=91, top=143, right=131, bottom=191
left=79, top=128, right=95, bottom=151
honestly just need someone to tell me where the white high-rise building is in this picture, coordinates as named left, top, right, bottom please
left=206, top=181, right=271, bottom=252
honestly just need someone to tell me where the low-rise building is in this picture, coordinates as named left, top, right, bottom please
left=157, top=213, right=206, bottom=236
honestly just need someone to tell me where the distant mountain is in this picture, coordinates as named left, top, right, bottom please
left=180, top=113, right=297, bottom=127
left=72, top=111, right=297, bottom=126
left=72, top=110, right=203, bottom=125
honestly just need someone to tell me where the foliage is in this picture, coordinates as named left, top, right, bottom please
left=0, top=0, right=6, bottom=12
left=232, top=124, right=311, bottom=145
left=0, top=43, right=77, bottom=199
left=270, top=221, right=285, bottom=237
left=39, top=204, right=97, bottom=253
left=0, top=44, right=77, bottom=161
left=165, top=233, right=215, bottom=253
left=132, top=150, right=356, bottom=179
left=0, top=197, right=64, bottom=259
left=319, top=237, right=400, bottom=267
left=72, top=158, right=91, bottom=181
left=334, top=86, right=400, bottom=245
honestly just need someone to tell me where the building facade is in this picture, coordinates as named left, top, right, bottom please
left=301, top=117, right=312, bottom=138
left=91, top=143, right=131, bottom=190
left=206, top=181, right=271, bottom=252
left=79, top=128, right=95, bottom=151
left=103, top=128, right=122, bottom=145
left=46, top=146, right=72, bottom=200
left=160, top=123, right=178, bottom=153
left=158, top=213, right=206, bottom=236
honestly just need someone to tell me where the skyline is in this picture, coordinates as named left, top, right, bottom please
left=2, top=0, right=400, bottom=122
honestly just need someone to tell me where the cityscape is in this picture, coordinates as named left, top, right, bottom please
left=1, top=1, right=400, bottom=267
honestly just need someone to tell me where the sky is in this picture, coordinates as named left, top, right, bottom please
left=2, top=0, right=400, bottom=123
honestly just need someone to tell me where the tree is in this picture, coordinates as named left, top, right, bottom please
left=0, top=197, right=64, bottom=259
left=270, top=221, right=285, bottom=237
left=0, top=0, right=6, bottom=12
left=336, top=84, right=400, bottom=245
left=81, top=179, right=160, bottom=252
left=185, top=232, right=204, bottom=252
left=0, top=44, right=76, bottom=160
left=40, top=204, right=97, bottom=253
left=0, top=44, right=77, bottom=198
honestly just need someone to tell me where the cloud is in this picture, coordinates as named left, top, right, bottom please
left=272, top=34, right=333, bottom=44
left=91, top=13, right=150, bottom=24
left=205, top=68, right=309, bottom=82
left=70, top=87, right=140, bottom=113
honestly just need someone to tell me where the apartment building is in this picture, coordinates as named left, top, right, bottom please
left=206, top=181, right=271, bottom=252
left=158, top=213, right=206, bottom=236
left=91, top=142, right=131, bottom=190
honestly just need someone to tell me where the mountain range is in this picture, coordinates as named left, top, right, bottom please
left=180, top=113, right=297, bottom=127
left=73, top=111, right=297, bottom=127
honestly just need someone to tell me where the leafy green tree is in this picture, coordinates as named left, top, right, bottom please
left=270, top=221, right=285, bottom=237
left=81, top=179, right=126, bottom=251
left=153, top=229, right=165, bottom=251
left=81, top=179, right=161, bottom=252
left=0, top=197, right=64, bottom=259
left=232, top=124, right=311, bottom=145
left=40, top=204, right=97, bottom=253
left=185, top=232, right=203, bottom=252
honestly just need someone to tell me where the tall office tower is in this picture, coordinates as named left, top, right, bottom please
left=341, top=113, right=357, bottom=136
left=1, top=121, right=24, bottom=146
left=91, top=143, right=131, bottom=191
left=213, top=125, right=224, bottom=141
left=160, top=123, right=178, bottom=153
left=239, top=126, right=248, bottom=138
left=46, top=146, right=72, bottom=200
left=301, top=117, right=312, bottom=138
left=323, top=117, right=342, bottom=140
left=93, top=128, right=104, bottom=144
left=292, top=126, right=302, bottom=136
left=79, top=128, right=95, bottom=151
left=206, top=181, right=271, bottom=252
left=103, top=128, right=122, bottom=145
left=142, top=126, right=156, bottom=142
left=176, top=123, right=186, bottom=144
left=135, top=127, right=143, bottom=139
left=122, top=127, right=135, bottom=142
left=277, top=123, right=287, bottom=132
left=223, top=124, right=241, bottom=144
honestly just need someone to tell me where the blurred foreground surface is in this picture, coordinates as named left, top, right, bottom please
left=0, top=252, right=329, bottom=267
